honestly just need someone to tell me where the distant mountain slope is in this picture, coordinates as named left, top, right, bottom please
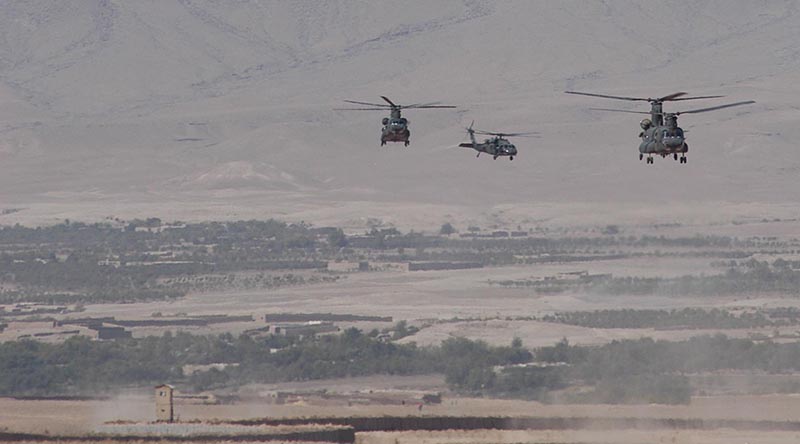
left=1, top=0, right=799, bottom=220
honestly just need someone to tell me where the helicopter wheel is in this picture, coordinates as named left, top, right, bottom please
left=509, top=156, right=514, bottom=161
left=674, top=153, right=678, bottom=161
left=404, top=141, right=409, bottom=147
left=381, top=140, right=386, bottom=146
left=639, top=154, right=643, bottom=161
left=493, top=156, right=498, bottom=160
left=680, top=156, right=687, bottom=164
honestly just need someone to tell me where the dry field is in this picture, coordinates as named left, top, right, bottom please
left=358, top=428, right=800, bottom=444
left=4, top=393, right=800, bottom=435
left=63, top=249, right=800, bottom=348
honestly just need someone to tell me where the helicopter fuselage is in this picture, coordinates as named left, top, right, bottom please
left=380, top=108, right=410, bottom=145
left=460, top=136, right=517, bottom=160
left=639, top=125, right=688, bottom=155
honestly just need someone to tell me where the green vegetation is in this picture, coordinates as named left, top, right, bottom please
left=590, top=260, right=800, bottom=296
left=4, top=329, right=800, bottom=405
left=439, top=223, right=456, bottom=235
left=0, top=220, right=336, bottom=304
left=540, top=308, right=786, bottom=329
left=492, top=260, right=800, bottom=298
left=2, top=218, right=799, bottom=304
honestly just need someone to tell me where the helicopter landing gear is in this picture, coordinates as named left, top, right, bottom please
left=679, top=156, right=687, bottom=164
left=639, top=153, right=643, bottom=161
left=404, top=140, right=409, bottom=147
left=674, top=153, right=678, bottom=161
left=646, top=156, right=654, bottom=164
left=381, top=140, right=386, bottom=146
left=509, top=156, right=514, bottom=161
left=493, top=155, right=498, bottom=160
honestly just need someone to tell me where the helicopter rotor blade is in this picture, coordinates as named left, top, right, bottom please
left=404, top=101, right=440, bottom=108
left=675, top=100, right=756, bottom=115
left=669, top=94, right=726, bottom=101
left=589, top=107, right=651, bottom=114
left=407, top=105, right=457, bottom=109
left=381, top=96, right=398, bottom=107
left=472, top=130, right=539, bottom=137
left=657, top=92, right=688, bottom=101
left=345, top=97, right=454, bottom=109
left=565, top=91, right=651, bottom=101
left=333, top=107, right=390, bottom=111
left=499, top=132, right=540, bottom=137
left=568, top=91, right=724, bottom=103
left=499, top=134, right=540, bottom=139
left=343, top=99, right=389, bottom=107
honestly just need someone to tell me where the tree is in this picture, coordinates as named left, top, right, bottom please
left=327, top=229, right=348, bottom=248
left=439, top=223, right=456, bottom=235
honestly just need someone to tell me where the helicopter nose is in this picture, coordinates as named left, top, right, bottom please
left=663, top=136, right=683, bottom=148
left=507, top=146, right=517, bottom=155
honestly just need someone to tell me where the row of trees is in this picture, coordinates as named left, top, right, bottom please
left=2, top=218, right=796, bottom=304
left=4, top=329, right=800, bottom=404
left=492, top=260, right=800, bottom=299
left=540, top=308, right=785, bottom=329
left=590, top=262, right=800, bottom=296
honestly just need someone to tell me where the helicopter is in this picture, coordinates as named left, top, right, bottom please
left=336, top=96, right=455, bottom=146
left=458, top=121, right=539, bottom=161
left=564, top=91, right=755, bottom=164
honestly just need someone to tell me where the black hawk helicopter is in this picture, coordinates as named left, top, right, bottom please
left=459, top=121, right=538, bottom=161
left=336, top=96, right=455, bottom=146
left=564, top=91, right=755, bottom=164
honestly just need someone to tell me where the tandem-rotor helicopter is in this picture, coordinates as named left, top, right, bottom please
left=459, top=121, right=539, bottom=161
left=336, top=96, right=455, bottom=146
left=564, top=91, right=755, bottom=164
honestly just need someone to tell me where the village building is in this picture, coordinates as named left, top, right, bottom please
left=86, top=323, right=132, bottom=340
left=326, top=260, right=369, bottom=272
left=155, top=384, right=174, bottom=422
left=267, top=321, right=339, bottom=337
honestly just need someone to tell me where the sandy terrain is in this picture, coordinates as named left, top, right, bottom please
left=4, top=393, right=800, bottom=435
left=359, top=428, right=800, bottom=444
left=55, top=251, right=798, bottom=348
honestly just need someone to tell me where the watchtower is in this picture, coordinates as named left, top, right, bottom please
left=155, top=384, right=174, bottom=422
